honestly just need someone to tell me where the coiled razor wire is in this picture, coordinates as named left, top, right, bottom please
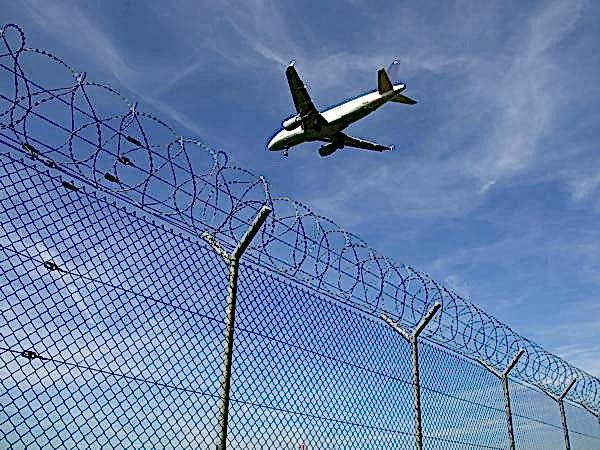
left=0, top=22, right=598, bottom=414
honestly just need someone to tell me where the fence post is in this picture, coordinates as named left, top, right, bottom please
left=478, top=349, right=524, bottom=450
left=203, top=206, right=271, bottom=450
left=382, top=302, right=441, bottom=450
left=557, top=378, right=577, bottom=450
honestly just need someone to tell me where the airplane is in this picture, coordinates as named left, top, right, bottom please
left=267, top=61, right=417, bottom=157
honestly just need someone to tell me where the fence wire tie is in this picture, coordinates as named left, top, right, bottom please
left=43, top=260, right=61, bottom=272
left=62, top=180, right=79, bottom=192
left=42, top=158, right=56, bottom=168
left=20, top=350, right=41, bottom=361
left=21, top=142, right=39, bottom=159
left=118, top=155, right=133, bottom=166
left=126, top=135, right=142, bottom=147
left=104, top=172, right=120, bottom=184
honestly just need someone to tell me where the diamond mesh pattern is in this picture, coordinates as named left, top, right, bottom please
left=420, top=341, right=507, bottom=449
left=227, top=264, right=414, bottom=448
left=565, top=401, right=600, bottom=450
left=510, top=379, right=563, bottom=449
left=1, top=153, right=227, bottom=448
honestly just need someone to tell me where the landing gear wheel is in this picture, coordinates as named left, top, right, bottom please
left=283, top=149, right=289, bottom=158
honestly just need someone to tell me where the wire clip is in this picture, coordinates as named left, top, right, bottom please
left=104, top=172, right=120, bottom=183
left=126, top=135, right=142, bottom=147
left=20, top=350, right=40, bottom=361
left=43, top=260, right=60, bottom=271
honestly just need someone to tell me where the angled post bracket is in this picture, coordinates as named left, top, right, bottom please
left=203, top=206, right=271, bottom=450
left=556, top=378, right=577, bottom=450
left=382, top=302, right=441, bottom=450
left=478, top=349, right=524, bottom=450
left=540, top=378, right=577, bottom=450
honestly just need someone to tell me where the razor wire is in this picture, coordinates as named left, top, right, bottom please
left=1, top=20, right=599, bottom=419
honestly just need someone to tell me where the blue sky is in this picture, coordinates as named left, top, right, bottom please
left=3, top=0, right=599, bottom=377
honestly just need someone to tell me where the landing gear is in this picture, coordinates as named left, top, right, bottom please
left=283, top=149, right=289, bottom=158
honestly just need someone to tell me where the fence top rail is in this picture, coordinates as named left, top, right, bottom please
left=1, top=22, right=598, bottom=411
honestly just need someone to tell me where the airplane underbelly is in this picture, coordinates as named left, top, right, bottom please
left=286, top=131, right=310, bottom=146
left=328, top=107, right=370, bottom=129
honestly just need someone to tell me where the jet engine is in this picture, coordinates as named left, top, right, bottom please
left=318, top=142, right=343, bottom=157
left=282, top=115, right=302, bottom=131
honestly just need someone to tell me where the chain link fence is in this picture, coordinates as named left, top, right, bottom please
left=1, top=23, right=599, bottom=449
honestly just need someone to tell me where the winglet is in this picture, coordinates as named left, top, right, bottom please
left=377, top=68, right=394, bottom=94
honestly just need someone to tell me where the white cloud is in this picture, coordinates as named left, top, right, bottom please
left=568, top=171, right=600, bottom=201
left=555, top=343, right=600, bottom=377
left=471, top=0, right=585, bottom=185
left=21, top=0, right=209, bottom=137
left=443, top=274, right=471, bottom=299
left=23, top=0, right=135, bottom=85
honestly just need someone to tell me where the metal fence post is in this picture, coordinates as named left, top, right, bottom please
left=382, top=302, right=441, bottom=450
left=557, top=378, right=577, bottom=450
left=203, top=206, right=271, bottom=450
left=478, top=349, right=524, bottom=450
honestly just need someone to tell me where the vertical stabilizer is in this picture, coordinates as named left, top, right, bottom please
left=377, top=68, right=393, bottom=94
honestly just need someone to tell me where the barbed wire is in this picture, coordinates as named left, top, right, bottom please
left=1, top=22, right=598, bottom=412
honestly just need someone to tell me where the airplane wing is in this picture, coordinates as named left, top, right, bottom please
left=326, top=133, right=393, bottom=152
left=286, top=62, right=328, bottom=129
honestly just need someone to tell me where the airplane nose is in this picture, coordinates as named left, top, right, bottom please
left=267, top=135, right=279, bottom=151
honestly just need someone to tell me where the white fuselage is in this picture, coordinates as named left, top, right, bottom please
left=267, top=83, right=406, bottom=151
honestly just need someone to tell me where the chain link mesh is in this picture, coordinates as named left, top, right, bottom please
left=2, top=22, right=600, bottom=449
left=565, top=401, right=600, bottom=450
left=420, top=341, right=507, bottom=449
left=229, top=263, right=414, bottom=448
left=509, top=380, right=564, bottom=449
left=1, top=152, right=227, bottom=448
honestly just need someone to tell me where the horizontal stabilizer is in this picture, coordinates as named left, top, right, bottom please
left=391, top=93, right=417, bottom=105
left=377, top=68, right=393, bottom=94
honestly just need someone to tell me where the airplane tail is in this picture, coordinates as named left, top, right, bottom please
left=378, top=60, right=417, bottom=104
left=377, top=67, right=417, bottom=104
left=377, top=68, right=394, bottom=94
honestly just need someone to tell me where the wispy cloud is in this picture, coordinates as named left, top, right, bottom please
left=21, top=0, right=209, bottom=137
left=471, top=0, right=585, bottom=185
left=554, top=343, right=600, bottom=377
left=300, top=0, right=586, bottom=222
left=23, top=1, right=135, bottom=85
left=567, top=171, right=600, bottom=201
left=443, top=274, right=471, bottom=299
